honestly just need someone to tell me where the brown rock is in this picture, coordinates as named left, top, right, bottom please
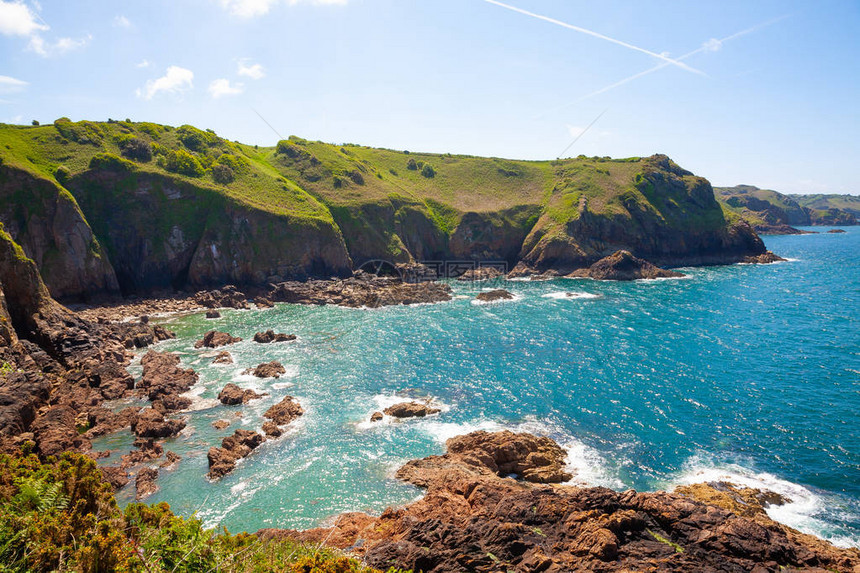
left=568, top=250, right=685, bottom=280
left=370, top=411, right=383, bottom=422
left=457, top=267, right=505, bottom=281
left=253, top=330, right=297, bottom=343
left=254, top=296, right=274, bottom=308
left=742, top=251, right=788, bottom=264
left=205, top=310, right=221, bottom=319
left=138, top=351, right=198, bottom=401
left=207, top=429, right=265, bottom=479
left=383, top=401, right=441, bottom=419
left=827, top=229, right=847, bottom=233
left=264, top=395, right=304, bottom=425
left=159, top=450, right=181, bottom=469
left=212, top=351, right=233, bottom=364
left=121, top=438, right=163, bottom=469
left=194, top=286, right=248, bottom=309
left=212, top=419, right=231, bottom=430
left=262, top=420, right=282, bottom=437
left=131, top=408, right=185, bottom=438
left=101, top=465, right=130, bottom=490
left=268, top=275, right=452, bottom=308
left=194, top=330, right=242, bottom=348
left=217, top=383, right=267, bottom=405
left=135, top=467, right=159, bottom=500
left=243, top=361, right=286, bottom=378
left=475, top=289, right=514, bottom=302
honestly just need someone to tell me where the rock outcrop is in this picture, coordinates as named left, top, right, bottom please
left=474, top=289, right=514, bottom=302
left=263, top=395, right=304, bottom=426
left=272, top=431, right=860, bottom=573
left=742, top=251, right=788, bottom=264
left=217, top=383, right=266, bottom=405
left=567, top=250, right=685, bottom=280
left=207, top=429, right=265, bottom=479
left=131, top=408, right=185, bottom=439
left=138, top=351, right=198, bottom=402
left=383, top=402, right=441, bottom=419
left=268, top=274, right=452, bottom=308
left=253, top=330, right=296, bottom=343
left=194, top=330, right=242, bottom=348
left=243, top=361, right=286, bottom=378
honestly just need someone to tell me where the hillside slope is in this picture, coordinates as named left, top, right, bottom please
left=716, top=185, right=858, bottom=233
left=0, top=119, right=764, bottom=298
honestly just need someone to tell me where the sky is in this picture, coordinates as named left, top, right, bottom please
left=1, top=0, right=858, bottom=194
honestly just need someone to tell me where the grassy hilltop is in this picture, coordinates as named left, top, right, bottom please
left=0, top=119, right=763, bottom=299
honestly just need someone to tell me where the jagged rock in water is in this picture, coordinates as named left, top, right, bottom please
left=243, top=361, right=286, bottom=379
left=194, top=330, right=242, bottom=348
left=742, top=251, right=787, bottom=264
left=207, top=429, right=265, bottom=479
left=131, top=408, right=185, bottom=439
left=212, top=351, right=233, bottom=364
left=475, top=289, right=514, bottom=302
left=263, top=395, right=304, bottom=426
left=253, top=330, right=296, bottom=343
left=383, top=402, right=441, bottom=419
left=217, top=383, right=267, bottom=405
left=568, top=250, right=685, bottom=280
left=135, top=467, right=159, bottom=500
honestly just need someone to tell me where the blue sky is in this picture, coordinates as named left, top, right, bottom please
left=1, top=0, right=858, bottom=194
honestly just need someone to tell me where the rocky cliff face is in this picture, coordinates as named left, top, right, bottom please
left=69, top=171, right=352, bottom=294
left=0, top=165, right=119, bottom=301
left=274, top=430, right=860, bottom=573
left=518, top=156, right=765, bottom=273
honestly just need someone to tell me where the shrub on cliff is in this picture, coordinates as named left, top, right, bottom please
left=164, top=149, right=205, bottom=177
left=53, top=117, right=104, bottom=145
left=421, top=163, right=436, bottom=178
left=216, top=152, right=250, bottom=174
left=118, top=137, right=153, bottom=162
left=211, top=163, right=235, bottom=184
left=54, top=165, right=71, bottom=184
left=0, top=453, right=406, bottom=573
left=406, top=158, right=417, bottom=170
left=89, top=152, right=136, bottom=172
left=177, top=124, right=219, bottom=152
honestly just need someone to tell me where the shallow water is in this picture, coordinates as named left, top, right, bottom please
left=95, top=226, right=860, bottom=547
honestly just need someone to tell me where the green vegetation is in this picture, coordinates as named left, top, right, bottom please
left=0, top=452, right=408, bottom=573
left=647, top=529, right=684, bottom=553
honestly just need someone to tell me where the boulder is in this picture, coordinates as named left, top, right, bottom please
left=475, top=289, right=514, bottom=302
left=263, top=395, right=304, bottom=425
left=100, top=465, right=130, bottom=490
left=205, top=310, right=221, bottom=319
left=243, top=361, right=286, bottom=379
left=254, top=296, right=274, bottom=308
left=138, top=351, right=198, bottom=401
left=212, top=351, right=233, bottom=365
left=212, top=419, right=231, bottom=430
left=383, top=402, right=441, bottom=419
left=456, top=267, right=504, bottom=281
left=207, top=429, right=265, bottom=479
left=217, top=383, right=267, bottom=405
left=568, top=250, right=685, bottom=280
left=194, top=286, right=248, bottom=309
left=194, top=330, right=242, bottom=349
left=370, top=411, right=383, bottom=422
left=131, top=408, right=185, bottom=438
left=827, top=229, right=847, bottom=233
left=742, top=251, right=788, bottom=264
left=253, top=330, right=297, bottom=343
left=135, top=467, right=159, bottom=500
left=262, top=421, right=282, bottom=437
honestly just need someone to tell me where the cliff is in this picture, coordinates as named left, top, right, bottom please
left=0, top=119, right=765, bottom=299
left=716, top=185, right=859, bottom=233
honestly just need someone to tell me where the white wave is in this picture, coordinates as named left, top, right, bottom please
left=541, top=291, right=601, bottom=300
left=670, top=458, right=860, bottom=548
left=355, top=392, right=448, bottom=430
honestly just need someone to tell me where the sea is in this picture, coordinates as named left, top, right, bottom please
left=94, top=226, right=860, bottom=548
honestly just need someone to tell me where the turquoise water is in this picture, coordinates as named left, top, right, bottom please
left=97, top=227, right=860, bottom=547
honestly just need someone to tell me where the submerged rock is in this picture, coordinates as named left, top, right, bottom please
left=194, top=330, right=242, bottom=348
left=135, top=467, right=159, bottom=500
left=827, top=229, right=847, bottom=233
left=212, top=419, right=231, bottom=430
left=475, top=289, right=514, bottom=302
left=243, top=361, right=286, bottom=379
left=568, top=250, right=684, bottom=280
left=253, top=330, right=296, bottom=344
left=370, top=411, right=383, bottom=422
left=383, top=402, right=441, bottom=419
left=212, top=351, right=233, bottom=365
left=205, top=310, right=221, bottom=319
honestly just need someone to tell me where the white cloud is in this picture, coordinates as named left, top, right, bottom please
left=219, top=0, right=347, bottom=18
left=566, top=125, right=586, bottom=138
left=114, top=15, right=131, bottom=28
left=237, top=60, right=265, bottom=79
left=0, top=75, right=28, bottom=94
left=209, top=78, right=244, bottom=98
left=0, top=1, right=48, bottom=36
left=703, top=38, right=723, bottom=52
left=136, top=59, right=151, bottom=68
left=137, top=66, right=194, bottom=100
left=28, top=33, right=91, bottom=57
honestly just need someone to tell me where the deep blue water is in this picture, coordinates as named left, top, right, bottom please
left=96, top=226, right=860, bottom=547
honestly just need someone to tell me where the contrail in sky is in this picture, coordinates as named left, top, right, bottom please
left=557, top=108, right=608, bottom=158
left=483, top=0, right=705, bottom=76
left=538, top=14, right=790, bottom=118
